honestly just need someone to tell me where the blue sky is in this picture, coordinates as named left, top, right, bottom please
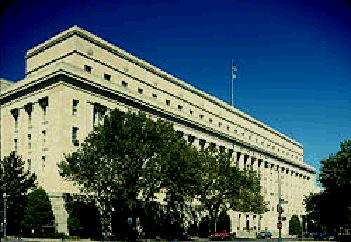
left=1, top=0, right=350, bottom=189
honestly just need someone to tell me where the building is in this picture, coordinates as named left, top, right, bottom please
left=0, top=26, right=316, bottom=238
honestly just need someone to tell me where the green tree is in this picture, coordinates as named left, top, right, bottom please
left=21, top=187, right=55, bottom=237
left=216, top=210, right=230, bottom=233
left=303, top=139, right=351, bottom=235
left=194, top=147, right=268, bottom=235
left=58, top=109, right=195, bottom=240
left=0, top=151, right=37, bottom=237
left=289, top=215, right=302, bottom=235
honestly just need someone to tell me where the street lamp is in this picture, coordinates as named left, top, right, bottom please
left=278, top=167, right=282, bottom=242
left=3, top=192, right=7, bottom=238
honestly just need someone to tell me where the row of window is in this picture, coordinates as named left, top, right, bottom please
left=79, top=70, right=302, bottom=162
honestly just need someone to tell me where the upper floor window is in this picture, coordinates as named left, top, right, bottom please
left=209, top=118, right=213, bottom=123
left=190, top=110, right=193, bottom=115
left=166, top=100, right=170, bottom=106
left=188, top=135, right=195, bottom=143
left=227, top=126, right=230, bottom=131
left=152, top=93, right=157, bottom=98
left=28, top=159, right=31, bottom=173
left=178, top=105, right=183, bottom=111
left=42, top=130, right=46, bottom=143
left=219, top=122, right=222, bottom=127
left=14, top=139, right=18, bottom=151
left=11, top=108, right=19, bottom=129
left=122, top=81, right=128, bottom=87
left=84, top=65, right=92, bottom=73
left=73, top=100, right=79, bottom=115
left=138, top=88, right=143, bottom=94
left=25, top=103, right=33, bottom=125
left=199, top=114, right=204, bottom=119
left=104, top=74, right=111, bottom=81
left=72, top=127, right=79, bottom=146
left=39, top=97, right=48, bottom=120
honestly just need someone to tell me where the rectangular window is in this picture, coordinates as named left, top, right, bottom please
left=104, top=74, right=111, bottom=81
left=138, top=88, right=143, bottom=94
left=73, top=100, right=79, bottom=115
left=28, top=134, right=31, bottom=149
left=28, top=159, right=31, bottom=173
left=42, top=106, right=46, bottom=120
left=14, top=139, right=18, bottom=151
left=42, top=156, right=45, bottom=174
left=28, top=114, right=32, bottom=125
left=188, top=135, right=195, bottom=143
left=84, top=65, right=92, bottom=73
left=15, top=118, right=18, bottom=129
left=227, top=126, right=230, bottom=131
left=152, top=93, right=157, bottom=98
left=166, top=100, right=170, bottom=106
left=219, top=122, right=222, bottom=127
left=72, top=127, right=79, bottom=145
left=199, top=114, right=204, bottom=119
left=122, top=81, right=128, bottom=87
left=178, top=105, right=183, bottom=110
left=190, top=110, right=193, bottom=115
left=209, top=118, right=213, bottom=123
left=42, top=130, right=46, bottom=143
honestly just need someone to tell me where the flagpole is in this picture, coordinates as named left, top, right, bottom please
left=231, top=59, right=234, bottom=107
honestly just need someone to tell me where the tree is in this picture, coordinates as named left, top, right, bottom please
left=216, top=210, right=230, bottom=233
left=21, top=187, right=55, bottom=237
left=303, top=139, right=351, bottom=235
left=58, top=109, right=195, bottom=240
left=193, top=147, right=268, bottom=235
left=0, top=151, right=37, bottom=236
left=289, top=215, right=302, bottom=235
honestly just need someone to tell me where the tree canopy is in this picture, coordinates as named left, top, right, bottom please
left=58, top=108, right=269, bottom=239
left=303, top=139, right=351, bottom=234
left=0, top=151, right=37, bottom=236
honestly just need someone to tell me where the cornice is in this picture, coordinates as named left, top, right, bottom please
left=24, top=25, right=302, bottom=149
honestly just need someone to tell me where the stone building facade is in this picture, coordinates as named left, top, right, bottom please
left=0, top=26, right=316, bottom=238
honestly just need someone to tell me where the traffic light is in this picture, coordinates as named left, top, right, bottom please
left=277, top=221, right=282, bottom=229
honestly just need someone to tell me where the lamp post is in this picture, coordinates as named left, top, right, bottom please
left=3, top=192, right=7, bottom=238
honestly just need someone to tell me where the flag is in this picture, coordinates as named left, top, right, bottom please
left=232, top=63, right=237, bottom=80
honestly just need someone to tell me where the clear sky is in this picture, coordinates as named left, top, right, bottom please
left=1, top=0, right=350, bottom=189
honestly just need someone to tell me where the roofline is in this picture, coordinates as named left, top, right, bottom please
left=24, top=25, right=302, bottom=148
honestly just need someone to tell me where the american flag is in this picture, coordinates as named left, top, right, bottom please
left=232, top=63, right=237, bottom=80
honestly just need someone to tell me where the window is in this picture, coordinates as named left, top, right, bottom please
left=190, top=110, right=193, bottom=115
left=72, top=127, right=79, bottom=145
left=178, top=105, right=183, bottom=111
left=28, top=159, right=31, bottom=173
left=188, top=135, right=195, bottom=143
left=42, top=156, right=45, bottom=173
left=28, top=113, right=32, bottom=125
left=104, top=74, right=111, bottom=81
left=122, top=81, right=128, bottom=87
left=14, top=139, right=18, bottom=151
left=199, top=114, right=204, bottom=119
left=199, top=139, right=206, bottom=148
left=219, top=122, right=222, bottom=127
left=84, top=65, right=92, bottom=73
left=138, top=88, right=143, bottom=94
left=209, top=118, right=213, bottom=123
left=234, top=130, right=237, bottom=134
left=42, top=106, right=47, bottom=120
left=227, top=126, right=230, bottom=131
left=73, top=100, right=79, bottom=115
left=166, top=100, right=170, bottom=106
left=11, top=108, right=19, bottom=129
left=42, top=130, right=46, bottom=143
left=28, top=134, right=31, bottom=149
left=152, top=93, right=157, bottom=98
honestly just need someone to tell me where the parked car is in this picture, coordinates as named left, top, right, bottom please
left=257, top=231, right=272, bottom=239
left=312, top=232, right=327, bottom=240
